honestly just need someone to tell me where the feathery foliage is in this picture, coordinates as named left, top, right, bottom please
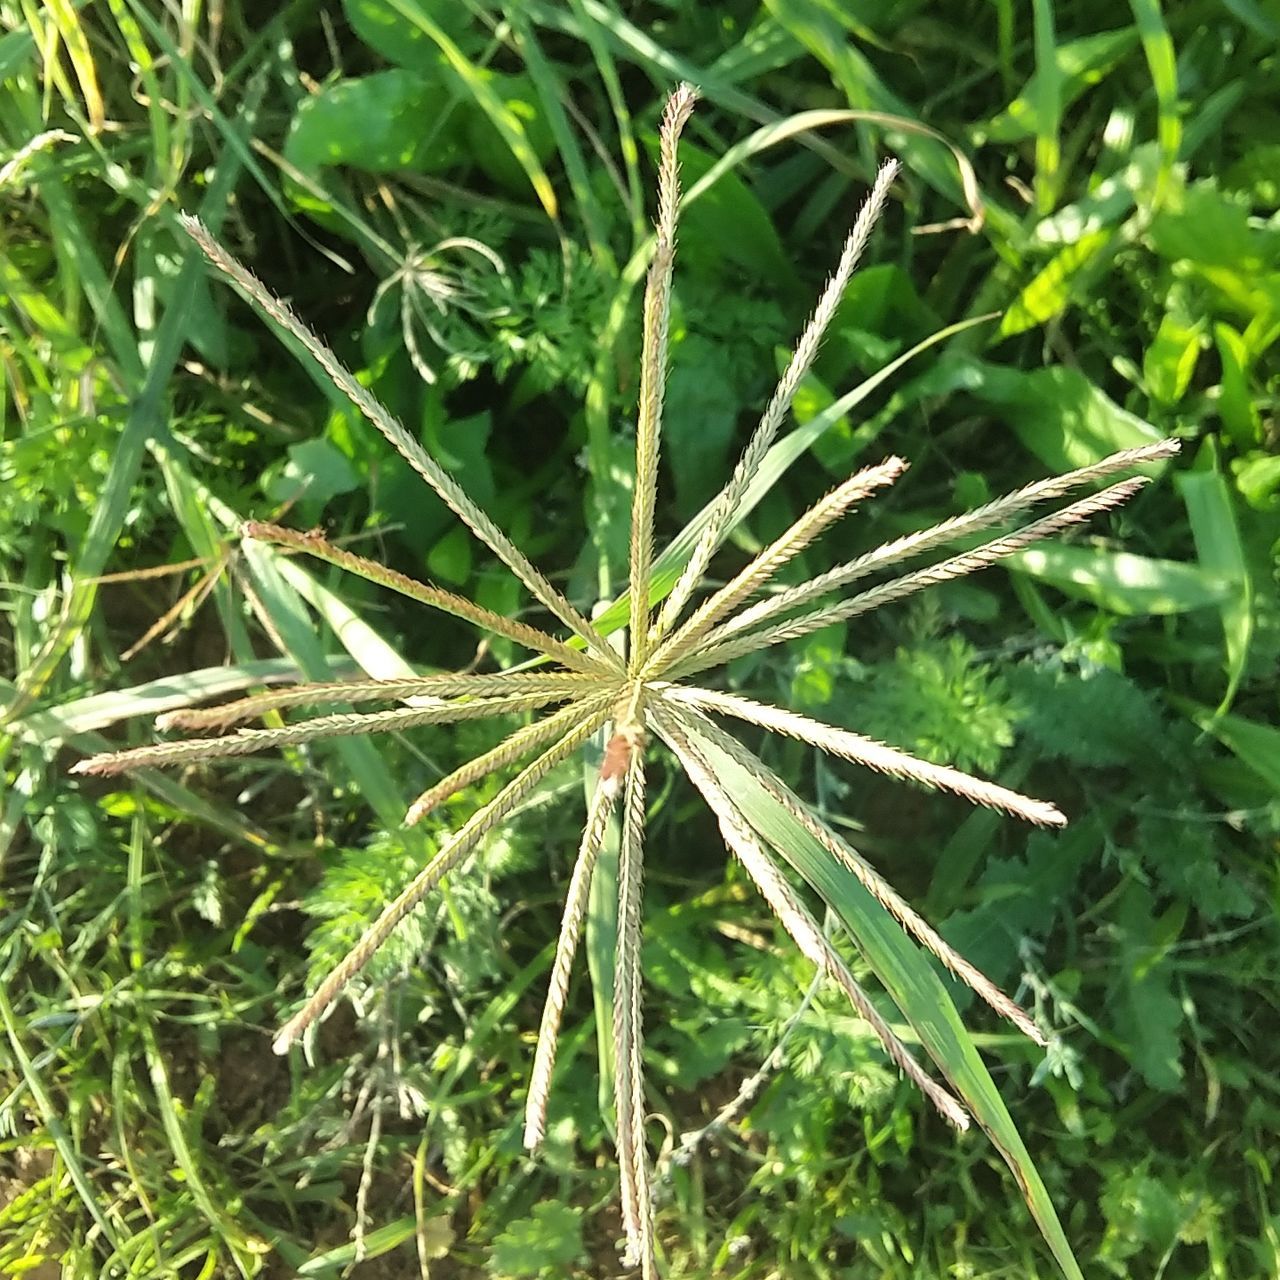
left=72, top=85, right=1179, bottom=1277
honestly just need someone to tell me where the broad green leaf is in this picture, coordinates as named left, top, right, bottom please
left=1006, top=543, right=1229, bottom=615
left=490, top=1202, right=587, bottom=1276
left=343, top=0, right=473, bottom=69
left=1000, top=229, right=1112, bottom=335
left=266, top=438, right=360, bottom=510
left=1155, top=194, right=1253, bottom=268
left=284, top=70, right=465, bottom=199
left=969, top=363, right=1164, bottom=473
left=1032, top=144, right=1162, bottom=246
left=1143, top=304, right=1203, bottom=405
left=1233, top=451, right=1280, bottom=509
left=690, top=729, right=1084, bottom=1280
left=1213, top=322, right=1262, bottom=446
left=1108, top=885, right=1185, bottom=1091
left=427, top=524, right=473, bottom=585
left=986, top=27, right=1139, bottom=143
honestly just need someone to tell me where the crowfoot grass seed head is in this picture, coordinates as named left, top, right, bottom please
left=73, top=84, right=1179, bottom=1277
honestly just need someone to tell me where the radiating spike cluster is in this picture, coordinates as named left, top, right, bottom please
left=73, top=84, right=1180, bottom=1280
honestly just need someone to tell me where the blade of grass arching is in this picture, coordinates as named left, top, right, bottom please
left=4, top=659, right=321, bottom=737
left=3, top=679, right=282, bottom=850
left=761, top=0, right=1016, bottom=237
left=523, top=0, right=765, bottom=123
left=0, top=983, right=126, bottom=1256
left=1177, top=452, right=1253, bottom=716
left=8, top=90, right=251, bottom=717
left=522, top=0, right=858, bottom=183
left=1004, top=543, right=1229, bottom=616
left=687, top=729, right=1085, bottom=1280
left=385, top=0, right=558, bottom=219
left=505, top=9, right=614, bottom=266
left=589, top=313, right=992, bottom=639
left=681, top=108, right=981, bottom=234
left=1128, top=0, right=1181, bottom=206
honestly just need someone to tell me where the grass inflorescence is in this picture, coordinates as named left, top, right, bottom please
left=71, top=85, right=1179, bottom=1278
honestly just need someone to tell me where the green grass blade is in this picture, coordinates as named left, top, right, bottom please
left=1004, top=543, right=1229, bottom=615
left=1127, top=0, right=1181, bottom=203
left=9, top=88, right=253, bottom=715
left=505, top=7, right=614, bottom=264
left=1177, top=450, right=1254, bottom=714
left=237, top=539, right=407, bottom=829
left=1030, top=0, right=1061, bottom=214
left=386, top=0, right=559, bottom=218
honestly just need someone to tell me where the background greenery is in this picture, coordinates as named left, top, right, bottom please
left=2, top=1, right=1277, bottom=1276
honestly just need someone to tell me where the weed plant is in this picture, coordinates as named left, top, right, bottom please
left=74, top=86, right=1178, bottom=1279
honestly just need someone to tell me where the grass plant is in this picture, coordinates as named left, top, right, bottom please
left=72, top=85, right=1178, bottom=1279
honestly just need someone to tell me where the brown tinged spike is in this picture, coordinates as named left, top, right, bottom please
left=243, top=521, right=607, bottom=676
